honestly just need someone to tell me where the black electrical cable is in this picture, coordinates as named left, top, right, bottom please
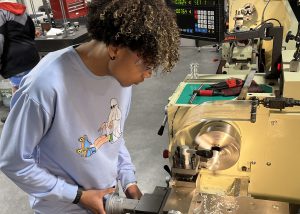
left=254, top=18, right=282, bottom=30
left=171, top=106, right=180, bottom=138
left=261, top=0, right=271, bottom=23
left=264, top=18, right=282, bottom=27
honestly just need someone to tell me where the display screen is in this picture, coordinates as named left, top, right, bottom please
left=166, top=0, right=225, bottom=42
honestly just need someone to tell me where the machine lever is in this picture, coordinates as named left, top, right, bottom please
left=164, top=165, right=172, bottom=176
left=158, top=106, right=168, bottom=136
left=158, top=115, right=167, bottom=136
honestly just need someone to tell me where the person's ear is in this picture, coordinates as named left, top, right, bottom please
left=107, top=45, right=119, bottom=60
left=143, top=70, right=152, bottom=79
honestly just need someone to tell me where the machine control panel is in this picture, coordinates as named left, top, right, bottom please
left=194, top=9, right=215, bottom=34
left=167, top=0, right=225, bottom=42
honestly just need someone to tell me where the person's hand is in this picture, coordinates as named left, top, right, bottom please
left=79, top=188, right=115, bottom=214
left=125, top=185, right=142, bottom=200
left=98, top=122, right=107, bottom=132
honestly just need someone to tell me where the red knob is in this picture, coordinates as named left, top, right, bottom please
left=163, top=150, right=170, bottom=159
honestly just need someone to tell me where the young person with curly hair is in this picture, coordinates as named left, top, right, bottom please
left=0, top=0, right=180, bottom=213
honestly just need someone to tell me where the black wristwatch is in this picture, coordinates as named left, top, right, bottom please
left=72, top=188, right=83, bottom=204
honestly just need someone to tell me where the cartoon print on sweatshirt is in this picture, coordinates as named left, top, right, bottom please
left=98, top=98, right=122, bottom=143
left=76, top=98, right=122, bottom=157
left=76, top=135, right=97, bottom=157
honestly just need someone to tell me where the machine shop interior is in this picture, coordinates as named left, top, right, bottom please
left=1, top=0, right=300, bottom=213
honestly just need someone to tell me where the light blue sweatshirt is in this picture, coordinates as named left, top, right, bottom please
left=0, top=46, right=136, bottom=213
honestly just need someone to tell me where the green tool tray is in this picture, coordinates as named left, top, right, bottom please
left=176, top=83, right=273, bottom=105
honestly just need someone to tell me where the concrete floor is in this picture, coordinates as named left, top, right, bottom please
left=0, top=45, right=220, bottom=213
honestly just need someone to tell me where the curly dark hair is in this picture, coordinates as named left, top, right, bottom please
left=87, top=0, right=180, bottom=72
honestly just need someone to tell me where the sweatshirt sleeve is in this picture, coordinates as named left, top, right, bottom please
left=117, top=87, right=137, bottom=191
left=117, top=138, right=137, bottom=191
left=0, top=92, right=77, bottom=202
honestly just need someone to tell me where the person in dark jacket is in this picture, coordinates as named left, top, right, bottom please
left=0, top=1, right=40, bottom=122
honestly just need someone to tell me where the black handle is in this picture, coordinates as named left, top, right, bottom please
left=158, top=125, right=165, bottom=136
left=163, top=165, right=172, bottom=176
left=157, top=114, right=167, bottom=136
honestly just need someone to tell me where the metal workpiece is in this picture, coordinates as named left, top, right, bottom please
left=105, top=194, right=139, bottom=214
left=105, top=187, right=170, bottom=214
